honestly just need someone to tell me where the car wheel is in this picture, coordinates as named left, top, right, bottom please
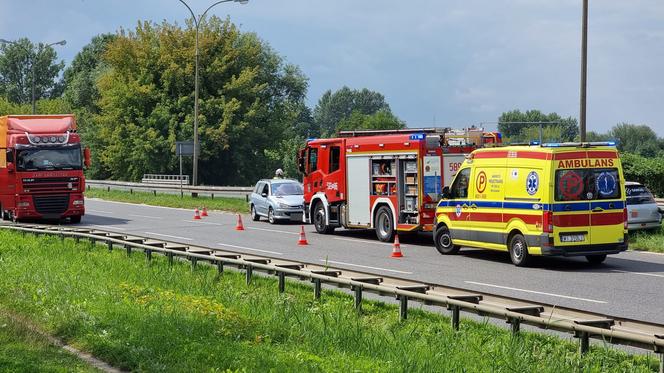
left=509, top=233, right=532, bottom=267
left=313, top=202, right=334, bottom=234
left=586, top=254, right=607, bottom=265
left=268, top=208, right=276, bottom=224
left=69, top=215, right=82, bottom=224
left=434, top=225, right=460, bottom=255
left=251, top=205, right=260, bottom=221
left=374, top=206, right=394, bottom=242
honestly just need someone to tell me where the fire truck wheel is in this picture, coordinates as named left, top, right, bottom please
left=434, top=226, right=460, bottom=255
left=268, top=208, right=276, bottom=224
left=374, top=206, right=394, bottom=242
left=313, top=202, right=334, bottom=234
left=251, top=205, right=260, bottom=221
left=509, top=233, right=532, bottom=267
left=585, top=254, right=607, bottom=265
left=70, top=215, right=82, bottom=224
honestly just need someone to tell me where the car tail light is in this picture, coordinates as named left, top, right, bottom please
left=543, top=211, right=553, bottom=233
left=623, top=208, right=628, bottom=229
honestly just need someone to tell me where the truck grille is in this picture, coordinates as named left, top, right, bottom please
left=33, top=195, right=70, bottom=214
left=22, top=177, right=79, bottom=193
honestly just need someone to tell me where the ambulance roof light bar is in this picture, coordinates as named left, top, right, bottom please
left=539, top=141, right=618, bottom=148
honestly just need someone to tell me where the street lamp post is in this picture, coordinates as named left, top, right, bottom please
left=177, top=0, right=248, bottom=187
left=579, top=0, right=588, bottom=142
left=0, top=39, right=66, bottom=114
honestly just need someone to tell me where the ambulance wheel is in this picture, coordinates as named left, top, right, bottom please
left=250, top=205, right=260, bottom=221
left=375, top=206, right=394, bottom=242
left=509, top=233, right=532, bottom=267
left=434, top=226, right=460, bottom=255
left=585, top=254, right=607, bottom=265
left=313, top=202, right=334, bottom=234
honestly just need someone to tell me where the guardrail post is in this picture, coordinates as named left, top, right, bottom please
left=146, top=249, right=152, bottom=263
left=399, top=296, right=408, bottom=320
left=245, top=194, right=248, bottom=202
left=246, top=265, right=253, bottom=285
left=354, top=286, right=362, bottom=313
left=168, top=252, right=174, bottom=267
left=107, top=186, right=110, bottom=192
left=314, top=279, right=322, bottom=300
left=191, top=257, right=197, bottom=271
left=216, top=261, right=223, bottom=275
left=130, top=189, right=133, bottom=194
left=125, top=244, right=131, bottom=256
left=211, top=193, right=214, bottom=200
left=107, top=241, right=113, bottom=252
left=450, top=305, right=460, bottom=331
left=579, top=332, right=589, bottom=354
left=659, top=353, right=663, bottom=373
left=153, top=190, right=156, bottom=196
left=278, top=272, right=285, bottom=293
left=509, top=318, right=520, bottom=334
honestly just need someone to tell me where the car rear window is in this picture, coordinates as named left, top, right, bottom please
left=555, top=168, right=621, bottom=201
left=626, top=185, right=656, bottom=205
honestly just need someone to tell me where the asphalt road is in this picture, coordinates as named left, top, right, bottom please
left=80, top=198, right=664, bottom=325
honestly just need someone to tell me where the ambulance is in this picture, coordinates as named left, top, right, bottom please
left=434, top=142, right=628, bottom=266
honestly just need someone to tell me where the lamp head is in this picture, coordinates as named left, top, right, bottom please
left=235, top=0, right=249, bottom=4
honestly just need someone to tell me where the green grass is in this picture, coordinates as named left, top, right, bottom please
left=86, top=187, right=248, bottom=213
left=0, top=311, right=98, bottom=372
left=0, top=230, right=658, bottom=372
left=630, top=225, right=664, bottom=253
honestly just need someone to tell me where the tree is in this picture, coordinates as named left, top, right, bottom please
left=609, top=123, right=662, bottom=157
left=313, top=86, right=392, bottom=136
left=498, top=109, right=578, bottom=142
left=91, top=18, right=308, bottom=185
left=0, top=38, right=65, bottom=106
left=337, top=110, right=405, bottom=132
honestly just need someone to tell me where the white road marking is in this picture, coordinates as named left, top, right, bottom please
left=218, top=243, right=283, bottom=256
left=333, top=237, right=394, bottom=247
left=90, top=224, right=126, bottom=231
left=130, top=214, right=163, bottom=220
left=145, top=232, right=193, bottom=241
left=464, top=281, right=607, bottom=304
left=181, top=219, right=224, bottom=226
left=246, top=226, right=299, bottom=235
left=87, top=209, right=112, bottom=214
left=611, top=270, right=664, bottom=279
left=320, top=260, right=413, bottom=275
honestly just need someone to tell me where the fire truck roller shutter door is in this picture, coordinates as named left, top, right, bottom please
left=347, top=156, right=371, bottom=225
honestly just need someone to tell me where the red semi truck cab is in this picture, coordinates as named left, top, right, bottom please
left=0, top=115, right=90, bottom=223
left=297, top=128, right=501, bottom=242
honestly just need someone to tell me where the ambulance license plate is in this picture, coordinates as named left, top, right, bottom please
left=561, top=234, right=585, bottom=243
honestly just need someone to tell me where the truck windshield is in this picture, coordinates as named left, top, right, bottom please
left=555, top=168, right=621, bottom=201
left=16, top=146, right=82, bottom=171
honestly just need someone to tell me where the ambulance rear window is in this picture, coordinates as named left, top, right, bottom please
left=555, top=168, right=621, bottom=201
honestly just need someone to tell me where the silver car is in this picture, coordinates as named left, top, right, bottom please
left=626, top=182, right=662, bottom=231
left=250, top=179, right=304, bottom=224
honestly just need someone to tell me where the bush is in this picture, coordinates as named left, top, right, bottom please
left=621, top=152, right=664, bottom=197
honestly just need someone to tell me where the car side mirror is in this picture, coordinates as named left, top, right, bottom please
left=83, top=146, right=91, bottom=168
left=261, top=193, right=268, bottom=198
left=442, top=186, right=451, bottom=199
left=6, top=162, right=15, bottom=173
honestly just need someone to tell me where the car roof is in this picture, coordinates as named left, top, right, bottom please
left=258, top=179, right=300, bottom=184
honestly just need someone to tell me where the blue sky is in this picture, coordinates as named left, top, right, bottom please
left=1, top=0, right=663, bottom=135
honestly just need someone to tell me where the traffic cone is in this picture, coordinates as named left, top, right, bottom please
left=193, top=208, right=201, bottom=220
left=235, top=214, right=245, bottom=231
left=391, top=234, right=403, bottom=258
left=201, top=207, right=208, bottom=217
left=297, top=225, right=309, bottom=246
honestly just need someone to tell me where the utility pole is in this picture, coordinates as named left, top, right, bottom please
left=579, top=0, right=589, bottom=142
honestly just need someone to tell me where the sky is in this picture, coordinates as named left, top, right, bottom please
left=1, top=0, right=663, bottom=135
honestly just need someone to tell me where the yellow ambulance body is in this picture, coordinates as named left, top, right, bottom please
left=434, top=143, right=628, bottom=266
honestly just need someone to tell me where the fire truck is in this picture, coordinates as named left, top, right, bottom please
left=0, top=115, right=90, bottom=223
left=297, top=128, right=501, bottom=241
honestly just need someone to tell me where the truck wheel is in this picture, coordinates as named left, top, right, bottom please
left=509, top=233, right=532, bottom=267
left=586, top=254, right=607, bottom=265
left=251, top=205, right=260, bottom=221
left=374, top=206, right=394, bottom=242
left=434, top=225, right=460, bottom=255
left=70, top=215, right=82, bottom=224
left=313, top=202, right=334, bottom=234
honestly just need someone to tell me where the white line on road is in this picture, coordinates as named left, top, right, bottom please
left=464, top=281, right=607, bottom=304
left=218, top=243, right=283, bottom=256
left=87, top=209, right=112, bottom=214
left=611, top=270, right=664, bottom=279
left=145, top=232, right=193, bottom=241
left=246, top=226, right=299, bottom=235
left=320, top=259, right=413, bottom=275
left=181, top=219, right=224, bottom=226
left=333, top=237, right=394, bottom=247
left=130, top=214, right=163, bottom=220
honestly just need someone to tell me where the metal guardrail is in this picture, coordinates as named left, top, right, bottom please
left=141, top=174, right=190, bottom=185
left=1, top=222, right=663, bottom=370
left=86, top=180, right=253, bottom=199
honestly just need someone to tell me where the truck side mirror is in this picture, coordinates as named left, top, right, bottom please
left=442, top=186, right=451, bottom=199
left=297, top=149, right=307, bottom=175
left=6, top=162, right=14, bottom=173
left=83, top=147, right=91, bottom=168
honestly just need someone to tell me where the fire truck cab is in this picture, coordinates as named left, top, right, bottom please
left=298, top=128, right=501, bottom=241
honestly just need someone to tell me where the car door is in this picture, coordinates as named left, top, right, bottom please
left=447, top=167, right=473, bottom=242
left=258, top=183, right=270, bottom=215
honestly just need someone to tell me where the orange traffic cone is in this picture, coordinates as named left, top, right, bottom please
left=193, top=208, right=201, bottom=220
left=297, top=225, right=309, bottom=245
left=201, top=207, right=208, bottom=217
left=235, top=214, right=245, bottom=231
left=391, top=234, right=403, bottom=258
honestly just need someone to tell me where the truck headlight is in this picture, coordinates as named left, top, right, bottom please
left=73, top=199, right=85, bottom=206
left=17, top=201, right=30, bottom=208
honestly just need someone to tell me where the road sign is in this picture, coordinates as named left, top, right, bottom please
left=176, top=141, right=196, bottom=156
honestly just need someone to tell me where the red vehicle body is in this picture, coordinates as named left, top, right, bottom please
left=298, top=128, right=501, bottom=241
left=0, top=115, right=90, bottom=223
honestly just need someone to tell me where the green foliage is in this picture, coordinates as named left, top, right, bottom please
left=0, top=231, right=656, bottom=372
left=517, top=124, right=567, bottom=144
left=337, top=110, right=405, bottom=132
left=629, top=225, right=664, bottom=253
left=0, top=38, right=65, bottom=104
left=313, top=86, right=395, bottom=136
left=86, top=187, right=248, bottom=212
left=609, top=123, right=663, bottom=157
left=620, top=152, right=664, bottom=197
left=498, top=109, right=578, bottom=142
left=0, top=96, right=70, bottom=116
